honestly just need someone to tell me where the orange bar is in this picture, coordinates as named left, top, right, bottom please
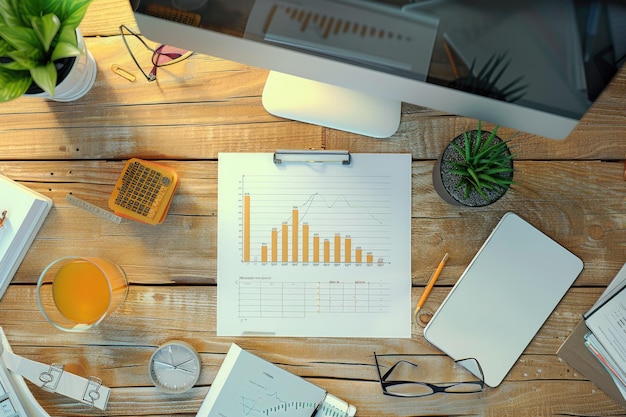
left=302, top=223, right=309, bottom=263
left=271, top=228, right=278, bottom=263
left=356, top=247, right=363, bottom=264
left=313, top=233, right=320, bottom=263
left=324, top=239, right=330, bottom=263
left=345, top=235, right=351, bottom=264
left=367, top=252, right=374, bottom=264
left=292, top=208, right=298, bottom=263
left=243, top=194, right=250, bottom=262
left=261, top=244, right=268, bottom=263
left=282, top=222, right=288, bottom=262
left=334, top=233, right=341, bottom=263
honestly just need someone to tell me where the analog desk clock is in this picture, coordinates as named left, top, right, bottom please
left=148, top=340, right=201, bottom=393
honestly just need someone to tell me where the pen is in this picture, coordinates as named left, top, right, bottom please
left=414, top=253, right=449, bottom=320
left=309, top=400, right=322, bottom=417
left=0, top=210, right=6, bottom=228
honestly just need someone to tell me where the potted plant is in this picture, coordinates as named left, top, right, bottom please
left=433, top=121, right=515, bottom=207
left=0, top=0, right=96, bottom=103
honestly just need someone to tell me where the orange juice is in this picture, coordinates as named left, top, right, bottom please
left=51, top=259, right=125, bottom=324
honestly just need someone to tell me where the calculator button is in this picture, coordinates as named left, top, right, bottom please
left=0, top=398, right=18, bottom=417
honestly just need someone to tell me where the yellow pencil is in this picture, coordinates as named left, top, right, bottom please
left=414, top=253, right=449, bottom=318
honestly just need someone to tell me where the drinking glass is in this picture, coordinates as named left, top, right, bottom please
left=37, top=257, right=128, bottom=332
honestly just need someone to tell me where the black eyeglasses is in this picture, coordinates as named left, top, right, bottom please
left=119, top=24, right=192, bottom=81
left=373, top=352, right=485, bottom=397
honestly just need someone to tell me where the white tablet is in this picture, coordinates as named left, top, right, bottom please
left=424, top=212, right=583, bottom=387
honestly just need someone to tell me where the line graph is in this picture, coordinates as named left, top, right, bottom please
left=239, top=174, right=392, bottom=266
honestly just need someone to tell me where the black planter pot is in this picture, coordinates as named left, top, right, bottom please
left=432, top=129, right=513, bottom=207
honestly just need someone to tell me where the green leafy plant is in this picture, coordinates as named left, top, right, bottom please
left=0, top=0, right=93, bottom=102
left=446, top=121, right=515, bottom=201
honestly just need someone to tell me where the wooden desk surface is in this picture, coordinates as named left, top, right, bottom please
left=1, top=0, right=625, bottom=415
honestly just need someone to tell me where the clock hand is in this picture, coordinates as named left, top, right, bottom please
left=154, top=360, right=196, bottom=375
left=153, top=360, right=176, bottom=369
left=172, top=358, right=195, bottom=368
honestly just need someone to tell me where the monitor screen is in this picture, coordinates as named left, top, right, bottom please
left=131, top=0, right=625, bottom=139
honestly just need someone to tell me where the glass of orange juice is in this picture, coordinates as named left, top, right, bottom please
left=37, top=257, right=128, bottom=332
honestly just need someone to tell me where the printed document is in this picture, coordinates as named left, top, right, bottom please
left=217, top=152, right=412, bottom=337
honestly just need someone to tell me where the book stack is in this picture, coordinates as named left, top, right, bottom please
left=557, top=264, right=626, bottom=408
left=0, top=174, right=52, bottom=300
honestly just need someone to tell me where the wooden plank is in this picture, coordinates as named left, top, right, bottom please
left=0, top=286, right=605, bottom=355
left=1, top=160, right=624, bottom=286
left=0, top=36, right=323, bottom=159
left=0, top=284, right=620, bottom=416
left=81, top=0, right=138, bottom=36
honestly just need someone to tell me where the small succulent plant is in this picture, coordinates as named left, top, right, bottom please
left=446, top=121, right=515, bottom=201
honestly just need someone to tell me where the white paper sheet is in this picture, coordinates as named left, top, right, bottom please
left=217, top=153, right=412, bottom=337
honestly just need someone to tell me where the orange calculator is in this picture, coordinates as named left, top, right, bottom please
left=108, top=158, right=179, bottom=225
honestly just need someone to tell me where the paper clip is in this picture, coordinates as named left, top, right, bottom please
left=39, top=363, right=64, bottom=392
left=111, top=64, right=136, bottom=82
left=82, top=376, right=103, bottom=408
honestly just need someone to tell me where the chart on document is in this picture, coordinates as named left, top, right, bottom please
left=240, top=174, right=392, bottom=266
left=217, top=152, right=412, bottom=338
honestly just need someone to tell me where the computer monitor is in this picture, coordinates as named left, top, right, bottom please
left=131, top=0, right=625, bottom=139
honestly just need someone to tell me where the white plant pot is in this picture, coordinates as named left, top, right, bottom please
left=27, top=29, right=97, bottom=102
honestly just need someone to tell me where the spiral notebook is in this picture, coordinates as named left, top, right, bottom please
left=424, top=212, right=583, bottom=387
left=0, top=174, right=52, bottom=300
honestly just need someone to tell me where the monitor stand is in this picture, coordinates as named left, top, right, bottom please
left=261, top=71, right=401, bottom=138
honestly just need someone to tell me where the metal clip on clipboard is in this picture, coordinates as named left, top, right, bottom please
left=273, top=150, right=351, bottom=165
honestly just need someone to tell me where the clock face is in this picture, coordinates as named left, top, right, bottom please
left=149, top=341, right=201, bottom=393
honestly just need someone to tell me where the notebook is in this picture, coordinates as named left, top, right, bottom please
left=0, top=174, right=52, bottom=300
left=423, top=212, right=583, bottom=387
left=196, top=343, right=356, bottom=417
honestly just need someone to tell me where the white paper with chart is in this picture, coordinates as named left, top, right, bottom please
left=217, top=152, right=412, bottom=337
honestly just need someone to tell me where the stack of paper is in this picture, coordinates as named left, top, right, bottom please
left=0, top=174, right=52, bottom=299
left=583, top=263, right=626, bottom=399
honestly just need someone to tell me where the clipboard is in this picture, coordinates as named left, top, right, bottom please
left=424, top=212, right=583, bottom=387
left=216, top=151, right=412, bottom=338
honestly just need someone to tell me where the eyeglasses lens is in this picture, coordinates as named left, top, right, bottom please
left=153, top=45, right=190, bottom=66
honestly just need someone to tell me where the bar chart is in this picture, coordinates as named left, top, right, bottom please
left=239, top=174, right=392, bottom=266
left=218, top=152, right=412, bottom=337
